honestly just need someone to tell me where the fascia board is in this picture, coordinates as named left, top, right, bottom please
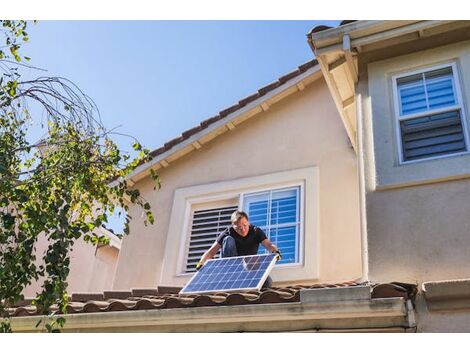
left=314, top=21, right=455, bottom=55
left=311, top=21, right=416, bottom=49
left=127, top=65, right=322, bottom=182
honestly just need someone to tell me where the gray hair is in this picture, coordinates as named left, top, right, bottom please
left=231, top=210, right=249, bottom=224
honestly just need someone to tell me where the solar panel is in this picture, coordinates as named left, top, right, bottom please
left=179, top=253, right=278, bottom=294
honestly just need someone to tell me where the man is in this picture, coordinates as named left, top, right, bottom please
left=196, top=210, right=281, bottom=288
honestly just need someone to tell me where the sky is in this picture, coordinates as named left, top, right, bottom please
left=18, top=20, right=340, bottom=231
left=22, top=20, right=340, bottom=152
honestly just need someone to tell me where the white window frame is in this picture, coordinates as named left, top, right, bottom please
left=392, top=61, right=470, bottom=165
left=179, top=181, right=305, bottom=276
left=159, top=166, right=319, bottom=286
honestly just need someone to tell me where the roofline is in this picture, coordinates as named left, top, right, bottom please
left=126, top=62, right=322, bottom=184
left=11, top=294, right=411, bottom=332
left=308, top=20, right=456, bottom=54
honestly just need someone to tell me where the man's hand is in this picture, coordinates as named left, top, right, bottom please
left=274, top=250, right=282, bottom=261
left=195, top=261, right=204, bottom=271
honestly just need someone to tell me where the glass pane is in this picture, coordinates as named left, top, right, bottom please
left=270, top=188, right=298, bottom=225
left=245, top=192, right=269, bottom=227
left=398, top=82, right=427, bottom=115
left=426, top=74, right=456, bottom=110
left=397, top=66, right=457, bottom=116
left=270, top=226, right=298, bottom=264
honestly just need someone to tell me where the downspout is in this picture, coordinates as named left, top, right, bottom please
left=307, top=30, right=369, bottom=283
left=356, top=87, right=369, bottom=283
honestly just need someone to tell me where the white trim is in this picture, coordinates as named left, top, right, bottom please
left=391, top=61, right=470, bottom=164
left=159, top=166, right=319, bottom=287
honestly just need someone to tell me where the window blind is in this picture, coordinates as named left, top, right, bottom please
left=398, top=67, right=456, bottom=116
left=400, top=110, right=466, bottom=161
left=185, top=205, right=238, bottom=272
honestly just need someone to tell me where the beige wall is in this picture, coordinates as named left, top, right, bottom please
left=23, top=229, right=119, bottom=297
left=112, top=77, right=362, bottom=290
left=360, top=39, right=470, bottom=285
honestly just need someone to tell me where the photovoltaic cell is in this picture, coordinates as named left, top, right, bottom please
left=179, top=253, right=278, bottom=294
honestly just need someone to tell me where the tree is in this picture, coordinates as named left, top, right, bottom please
left=0, top=20, right=159, bottom=332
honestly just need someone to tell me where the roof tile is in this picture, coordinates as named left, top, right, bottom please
left=103, top=290, right=132, bottom=300
left=219, top=103, right=242, bottom=118
left=10, top=281, right=416, bottom=318
left=258, top=81, right=282, bottom=96
left=71, top=293, right=104, bottom=302
left=131, top=288, right=159, bottom=296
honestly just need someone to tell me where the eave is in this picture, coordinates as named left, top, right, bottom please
left=307, top=20, right=468, bottom=154
left=11, top=285, right=416, bottom=332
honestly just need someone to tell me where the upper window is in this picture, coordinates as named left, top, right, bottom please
left=393, top=63, right=469, bottom=163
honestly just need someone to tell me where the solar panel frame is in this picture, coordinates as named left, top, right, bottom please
left=179, top=253, right=278, bottom=295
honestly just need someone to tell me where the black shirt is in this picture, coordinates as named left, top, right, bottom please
left=216, top=225, right=267, bottom=256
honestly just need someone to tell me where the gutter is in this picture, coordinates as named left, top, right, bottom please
left=308, top=20, right=454, bottom=54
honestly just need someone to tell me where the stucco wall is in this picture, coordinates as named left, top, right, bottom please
left=23, top=232, right=119, bottom=297
left=112, top=77, right=362, bottom=290
left=361, top=39, right=470, bottom=285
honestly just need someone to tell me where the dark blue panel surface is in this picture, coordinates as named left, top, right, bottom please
left=180, top=253, right=277, bottom=294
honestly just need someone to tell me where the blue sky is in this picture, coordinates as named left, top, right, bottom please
left=20, top=20, right=341, bottom=231
left=23, top=21, right=340, bottom=152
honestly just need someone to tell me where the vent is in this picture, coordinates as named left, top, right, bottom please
left=185, top=205, right=238, bottom=272
left=400, top=110, right=467, bottom=161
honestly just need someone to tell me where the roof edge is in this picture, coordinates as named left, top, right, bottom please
left=127, top=61, right=321, bottom=183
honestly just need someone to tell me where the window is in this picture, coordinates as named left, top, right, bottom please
left=162, top=166, right=318, bottom=284
left=183, top=185, right=303, bottom=272
left=393, top=63, right=469, bottom=163
left=185, top=205, right=238, bottom=272
left=242, top=187, right=300, bottom=265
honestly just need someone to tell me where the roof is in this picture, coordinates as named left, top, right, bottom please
left=9, top=281, right=416, bottom=317
left=148, top=60, right=318, bottom=160
left=308, top=20, right=357, bottom=35
left=126, top=59, right=321, bottom=182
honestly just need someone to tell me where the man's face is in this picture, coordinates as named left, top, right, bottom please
left=233, top=217, right=250, bottom=237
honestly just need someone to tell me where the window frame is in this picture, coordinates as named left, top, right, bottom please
left=160, top=166, right=319, bottom=285
left=391, top=61, right=470, bottom=164
left=180, top=181, right=305, bottom=275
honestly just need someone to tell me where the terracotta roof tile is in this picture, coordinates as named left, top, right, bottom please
left=103, top=290, right=132, bottom=300
left=309, top=25, right=333, bottom=34
left=258, top=81, right=282, bottom=96
left=238, top=93, right=260, bottom=107
left=71, top=293, right=104, bottom=302
left=219, top=103, right=242, bottom=118
left=309, top=20, right=358, bottom=35
left=11, top=281, right=416, bottom=318
left=131, top=288, right=159, bottom=296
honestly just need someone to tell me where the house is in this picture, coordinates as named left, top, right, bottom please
left=10, top=20, right=470, bottom=332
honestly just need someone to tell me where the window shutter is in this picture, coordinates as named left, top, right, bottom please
left=401, top=110, right=466, bottom=161
left=185, top=205, right=238, bottom=272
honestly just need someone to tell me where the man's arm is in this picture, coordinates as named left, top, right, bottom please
left=196, top=241, right=221, bottom=269
left=261, top=238, right=278, bottom=253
